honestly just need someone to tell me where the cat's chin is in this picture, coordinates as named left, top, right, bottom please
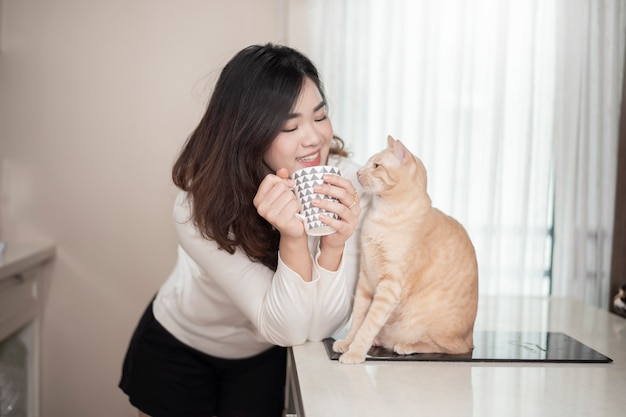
left=355, top=182, right=378, bottom=196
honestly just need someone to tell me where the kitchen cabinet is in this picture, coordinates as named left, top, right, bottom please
left=0, top=243, right=55, bottom=417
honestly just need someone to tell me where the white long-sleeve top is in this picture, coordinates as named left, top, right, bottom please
left=153, top=156, right=369, bottom=359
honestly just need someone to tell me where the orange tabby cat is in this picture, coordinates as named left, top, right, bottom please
left=333, top=135, right=479, bottom=364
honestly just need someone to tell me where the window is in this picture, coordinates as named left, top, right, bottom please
left=298, top=0, right=625, bottom=305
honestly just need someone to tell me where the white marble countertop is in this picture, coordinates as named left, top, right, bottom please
left=290, top=296, right=626, bottom=417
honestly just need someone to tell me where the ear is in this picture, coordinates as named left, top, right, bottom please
left=387, top=135, right=395, bottom=149
left=394, top=140, right=412, bottom=166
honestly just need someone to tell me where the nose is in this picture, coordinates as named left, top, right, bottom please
left=301, top=122, right=325, bottom=147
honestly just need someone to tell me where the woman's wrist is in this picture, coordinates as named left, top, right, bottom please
left=279, top=235, right=313, bottom=282
left=317, top=241, right=344, bottom=272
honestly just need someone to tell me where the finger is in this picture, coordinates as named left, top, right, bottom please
left=276, top=168, right=290, bottom=180
left=257, top=175, right=300, bottom=215
left=314, top=179, right=358, bottom=208
left=254, top=173, right=295, bottom=208
left=317, top=210, right=357, bottom=240
left=256, top=182, right=297, bottom=215
left=319, top=213, right=351, bottom=232
left=313, top=198, right=360, bottom=224
left=345, top=189, right=359, bottom=209
left=319, top=172, right=352, bottom=190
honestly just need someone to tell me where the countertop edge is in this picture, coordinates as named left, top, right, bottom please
left=0, top=243, right=57, bottom=282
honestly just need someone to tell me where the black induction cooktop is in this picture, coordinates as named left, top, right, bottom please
left=322, top=331, right=613, bottom=363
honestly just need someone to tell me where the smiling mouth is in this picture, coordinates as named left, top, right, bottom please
left=296, top=152, right=320, bottom=163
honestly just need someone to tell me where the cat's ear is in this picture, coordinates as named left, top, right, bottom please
left=394, top=140, right=412, bottom=166
left=387, top=135, right=396, bottom=149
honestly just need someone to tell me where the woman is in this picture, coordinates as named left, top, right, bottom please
left=119, top=43, right=368, bottom=417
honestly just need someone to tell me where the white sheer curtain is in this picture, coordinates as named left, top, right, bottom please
left=305, top=0, right=625, bottom=305
left=552, top=0, right=626, bottom=308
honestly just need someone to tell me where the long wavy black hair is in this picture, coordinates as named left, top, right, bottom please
left=172, top=44, right=347, bottom=271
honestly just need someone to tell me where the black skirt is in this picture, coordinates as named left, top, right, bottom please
left=119, top=298, right=287, bottom=417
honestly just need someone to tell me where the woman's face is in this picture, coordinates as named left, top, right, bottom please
left=263, top=77, right=333, bottom=175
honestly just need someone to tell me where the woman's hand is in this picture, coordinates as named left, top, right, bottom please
left=253, top=168, right=305, bottom=239
left=254, top=168, right=313, bottom=281
left=312, top=173, right=361, bottom=269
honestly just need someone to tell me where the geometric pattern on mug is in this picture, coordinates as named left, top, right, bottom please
left=298, top=192, right=339, bottom=212
left=292, top=165, right=341, bottom=180
left=304, top=207, right=339, bottom=220
left=295, top=179, right=325, bottom=196
left=305, top=213, right=338, bottom=230
left=306, top=217, right=327, bottom=230
left=291, top=165, right=342, bottom=233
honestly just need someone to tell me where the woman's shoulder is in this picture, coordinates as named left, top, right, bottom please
left=172, top=190, right=192, bottom=222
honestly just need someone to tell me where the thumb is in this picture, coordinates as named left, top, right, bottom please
left=276, top=168, right=290, bottom=179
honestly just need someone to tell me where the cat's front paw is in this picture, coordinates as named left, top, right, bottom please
left=339, top=350, right=366, bottom=364
left=332, top=339, right=350, bottom=353
left=393, top=342, right=419, bottom=355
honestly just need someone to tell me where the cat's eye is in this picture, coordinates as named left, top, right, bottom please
left=374, top=163, right=380, bottom=168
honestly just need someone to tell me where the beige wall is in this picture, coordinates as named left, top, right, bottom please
left=0, top=1, right=310, bottom=415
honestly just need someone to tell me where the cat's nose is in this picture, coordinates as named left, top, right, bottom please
left=356, top=170, right=362, bottom=178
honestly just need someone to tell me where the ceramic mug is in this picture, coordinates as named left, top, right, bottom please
left=291, top=165, right=342, bottom=236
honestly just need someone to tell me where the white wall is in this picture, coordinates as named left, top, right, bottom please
left=0, top=1, right=291, bottom=415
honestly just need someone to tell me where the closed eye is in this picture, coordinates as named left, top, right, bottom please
left=281, top=115, right=326, bottom=132
left=282, top=101, right=327, bottom=132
